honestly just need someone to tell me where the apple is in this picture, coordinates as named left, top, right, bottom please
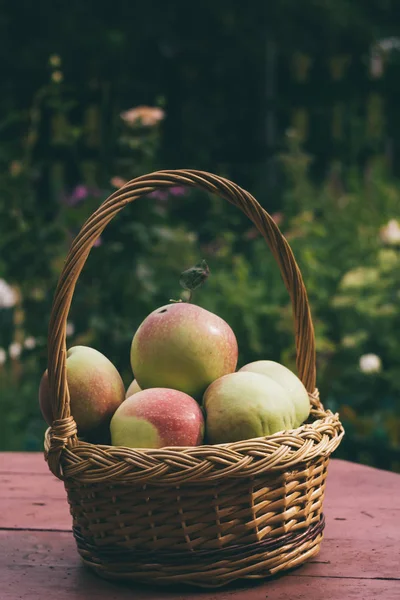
left=110, top=388, right=204, bottom=448
left=130, top=303, right=238, bottom=399
left=203, top=371, right=295, bottom=444
left=125, top=379, right=141, bottom=398
left=39, top=346, right=125, bottom=434
left=239, top=360, right=310, bottom=427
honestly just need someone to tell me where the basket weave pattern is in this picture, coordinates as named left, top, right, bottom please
left=44, top=170, right=344, bottom=586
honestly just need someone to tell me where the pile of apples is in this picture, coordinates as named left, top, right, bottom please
left=39, top=302, right=310, bottom=449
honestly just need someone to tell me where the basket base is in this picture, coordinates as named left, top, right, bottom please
left=74, top=515, right=325, bottom=588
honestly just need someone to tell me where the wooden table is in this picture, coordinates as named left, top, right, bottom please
left=1, top=453, right=399, bottom=600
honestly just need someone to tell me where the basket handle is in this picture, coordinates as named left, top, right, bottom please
left=46, top=169, right=316, bottom=473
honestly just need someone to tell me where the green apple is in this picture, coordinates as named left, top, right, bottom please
left=203, top=371, right=296, bottom=444
left=110, top=388, right=204, bottom=448
left=130, top=303, right=238, bottom=399
left=239, top=360, right=310, bottom=427
left=125, top=379, right=141, bottom=398
left=39, top=346, right=125, bottom=434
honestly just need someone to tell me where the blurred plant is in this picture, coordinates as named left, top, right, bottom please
left=0, top=75, right=196, bottom=450
left=274, top=132, right=400, bottom=467
left=195, top=131, right=400, bottom=470
left=1, top=89, right=400, bottom=472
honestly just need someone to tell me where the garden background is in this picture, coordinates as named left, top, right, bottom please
left=1, top=1, right=400, bottom=471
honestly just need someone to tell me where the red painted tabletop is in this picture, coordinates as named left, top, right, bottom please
left=0, top=453, right=399, bottom=600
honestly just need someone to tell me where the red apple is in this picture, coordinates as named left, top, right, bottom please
left=110, top=388, right=204, bottom=448
left=39, top=346, right=125, bottom=434
left=130, top=303, right=238, bottom=399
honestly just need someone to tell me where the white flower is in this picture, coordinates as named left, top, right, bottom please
left=380, top=219, right=400, bottom=246
left=66, top=322, right=75, bottom=337
left=377, top=37, right=400, bottom=52
left=0, top=348, right=6, bottom=365
left=0, top=279, right=18, bottom=308
left=24, top=337, right=36, bottom=350
left=9, top=342, right=22, bottom=360
left=359, top=353, right=382, bottom=374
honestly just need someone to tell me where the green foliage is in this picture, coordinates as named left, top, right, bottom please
left=199, top=132, right=400, bottom=470
left=1, top=81, right=400, bottom=472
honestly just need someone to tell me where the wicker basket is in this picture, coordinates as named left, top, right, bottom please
left=44, top=169, right=344, bottom=588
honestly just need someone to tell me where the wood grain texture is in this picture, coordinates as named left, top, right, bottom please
left=1, top=454, right=400, bottom=598
left=0, top=452, right=48, bottom=474
left=2, top=567, right=399, bottom=600
left=1, top=530, right=399, bottom=581
left=1, top=532, right=399, bottom=599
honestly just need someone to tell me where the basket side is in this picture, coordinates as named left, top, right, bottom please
left=66, top=455, right=330, bottom=586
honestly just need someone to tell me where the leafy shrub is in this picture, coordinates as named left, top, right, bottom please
left=1, top=83, right=399, bottom=472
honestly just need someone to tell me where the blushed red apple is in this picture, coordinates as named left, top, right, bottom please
left=110, top=388, right=204, bottom=448
left=39, top=346, right=125, bottom=434
left=130, top=303, right=238, bottom=399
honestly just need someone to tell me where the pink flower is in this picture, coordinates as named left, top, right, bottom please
left=149, top=189, right=169, bottom=201
left=169, top=186, right=187, bottom=197
left=110, top=176, right=128, bottom=188
left=244, top=227, right=260, bottom=240
left=61, top=185, right=101, bottom=206
left=148, top=186, right=187, bottom=201
left=72, top=185, right=88, bottom=201
left=120, top=106, right=165, bottom=127
left=93, top=237, right=102, bottom=247
left=271, top=212, right=284, bottom=226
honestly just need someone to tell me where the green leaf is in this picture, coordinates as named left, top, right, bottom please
left=179, top=260, right=210, bottom=292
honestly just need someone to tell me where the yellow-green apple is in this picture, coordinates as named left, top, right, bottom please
left=110, top=388, right=204, bottom=448
left=239, top=360, right=310, bottom=427
left=125, top=379, right=141, bottom=398
left=130, top=303, right=238, bottom=399
left=203, top=371, right=295, bottom=444
left=39, top=346, right=125, bottom=434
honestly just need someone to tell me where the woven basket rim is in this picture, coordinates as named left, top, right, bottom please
left=47, top=398, right=340, bottom=455
left=45, top=391, right=344, bottom=484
